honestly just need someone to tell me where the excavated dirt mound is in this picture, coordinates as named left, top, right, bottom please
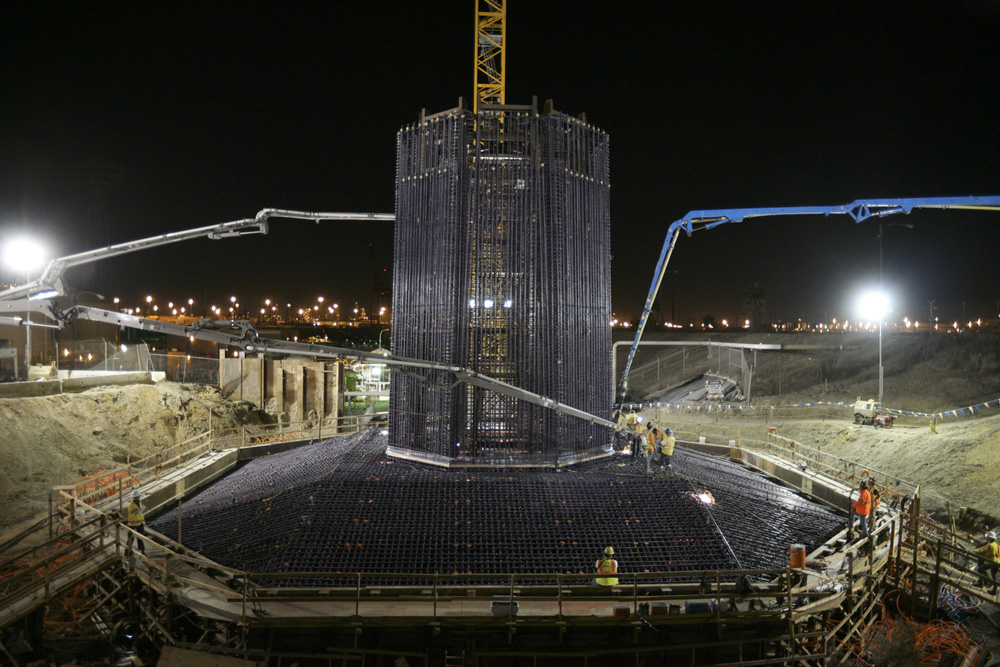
left=687, top=411, right=1000, bottom=524
left=0, top=382, right=262, bottom=541
left=4, top=333, right=1000, bottom=540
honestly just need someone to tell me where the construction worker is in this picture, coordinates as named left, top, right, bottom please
left=624, top=410, right=640, bottom=457
left=613, top=410, right=626, bottom=451
left=126, top=492, right=147, bottom=554
left=849, top=481, right=872, bottom=538
left=866, top=476, right=882, bottom=525
left=594, top=546, right=619, bottom=586
left=644, top=427, right=659, bottom=475
left=659, top=428, right=676, bottom=472
left=974, top=532, right=1000, bottom=594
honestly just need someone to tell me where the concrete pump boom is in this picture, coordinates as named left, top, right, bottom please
left=0, top=208, right=395, bottom=302
left=618, top=196, right=1000, bottom=402
left=58, top=305, right=620, bottom=433
left=0, top=207, right=626, bottom=440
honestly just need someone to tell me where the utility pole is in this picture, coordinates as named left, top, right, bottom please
left=928, top=300, right=935, bottom=337
left=23, top=272, right=31, bottom=378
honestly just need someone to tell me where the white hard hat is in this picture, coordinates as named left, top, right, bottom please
left=988, top=531, right=997, bottom=540
left=604, top=546, right=615, bottom=556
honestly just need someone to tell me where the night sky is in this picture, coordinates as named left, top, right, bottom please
left=2, top=2, right=998, bottom=326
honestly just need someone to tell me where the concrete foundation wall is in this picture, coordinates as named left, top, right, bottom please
left=0, top=372, right=154, bottom=398
left=219, top=356, right=342, bottom=426
left=736, top=447, right=852, bottom=512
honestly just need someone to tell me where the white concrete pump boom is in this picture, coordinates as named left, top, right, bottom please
left=0, top=207, right=628, bottom=439
left=59, top=304, right=621, bottom=433
left=617, top=195, right=1000, bottom=402
left=0, top=208, right=396, bottom=302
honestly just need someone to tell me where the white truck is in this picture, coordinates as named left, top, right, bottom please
left=852, top=397, right=894, bottom=428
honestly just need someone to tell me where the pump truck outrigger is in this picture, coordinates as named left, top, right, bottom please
left=853, top=397, right=894, bottom=428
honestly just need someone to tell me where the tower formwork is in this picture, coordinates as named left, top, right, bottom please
left=389, top=101, right=611, bottom=466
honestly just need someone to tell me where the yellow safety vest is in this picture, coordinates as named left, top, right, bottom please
left=596, top=557, right=618, bottom=586
left=986, top=541, right=1000, bottom=564
left=127, top=501, right=145, bottom=527
left=870, top=486, right=881, bottom=510
left=661, top=434, right=675, bottom=456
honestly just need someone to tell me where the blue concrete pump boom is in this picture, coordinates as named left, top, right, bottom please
left=618, top=196, right=1000, bottom=402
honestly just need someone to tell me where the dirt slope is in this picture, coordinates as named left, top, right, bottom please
left=629, top=331, right=1000, bottom=525
left=4, top=333, right=999, bottom=537
left=700, top=411, right=1000, bottom=523
left=0, top=382, right=260, bottom=539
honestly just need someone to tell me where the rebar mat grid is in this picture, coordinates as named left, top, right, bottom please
left=150, top=431, right=843, bottom=587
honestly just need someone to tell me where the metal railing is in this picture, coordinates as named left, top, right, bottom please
left=656, top=419, right=928, bottom=512
left=55, top=413, right=377, bottom=510
left=0, top=428, right=991, bottom=664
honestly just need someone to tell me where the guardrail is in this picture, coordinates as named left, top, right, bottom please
left=0, top=429, right=992, bottom=664
left=661, top=419, right=934, bottom=514
left=54, top=414, right=380, bottom=511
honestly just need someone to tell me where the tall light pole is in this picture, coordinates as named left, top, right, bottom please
left=859, top=291, right=890, bottom=409
left=3, top=239, right=47, bottom=379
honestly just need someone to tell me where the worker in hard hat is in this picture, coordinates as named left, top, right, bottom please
left=624, top=410, right=640, bottom=458
left=658, top=428, right=676, bottom=473
left=633, top=421, right=651, bottom=461
left=613, top=410, right=626, bottom=451
left=644, top=427, right=660, bottom=475
left=974, top=532, right=1000, bottom=594
left=125, top=492, right=147, bottom=554
left=848, top=480, right=872, bottom=538
left=594, top=546, right=619, bottom=586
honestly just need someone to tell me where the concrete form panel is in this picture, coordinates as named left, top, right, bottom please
left=303, top=362, right=325, bottom=420
left=283, top=365, right=303, bottom=423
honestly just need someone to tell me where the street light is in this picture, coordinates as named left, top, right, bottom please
left=858, top=290, right=890, bottom=409
left=3, top=238, right=47, bottom=378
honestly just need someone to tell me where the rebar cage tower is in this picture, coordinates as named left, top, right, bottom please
left=389, top=100, right=611, bottom=466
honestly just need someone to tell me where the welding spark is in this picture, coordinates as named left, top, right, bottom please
left=694, top=491, right=715, bottom=506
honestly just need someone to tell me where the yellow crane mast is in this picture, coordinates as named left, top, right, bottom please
left=474, top=0, right=506, bottom=112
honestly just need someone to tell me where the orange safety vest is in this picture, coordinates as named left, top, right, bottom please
left=853, top=489, right=872, bottom=516
left=595, top=557, right=618, bottom=586
left=645, top=431, right=656, bottom=453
